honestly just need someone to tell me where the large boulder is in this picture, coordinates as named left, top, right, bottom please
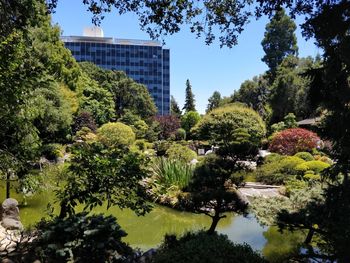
left=1, top=199, right=23, bottom=230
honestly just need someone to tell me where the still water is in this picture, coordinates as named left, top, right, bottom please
left=1, top=184, right=303, bottom=262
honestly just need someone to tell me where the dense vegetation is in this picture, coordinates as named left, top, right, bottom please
left=1, top=0, right=350, bottom=262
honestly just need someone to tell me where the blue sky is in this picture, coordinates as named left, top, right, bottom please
left=52, top=1, right=320, bottom=114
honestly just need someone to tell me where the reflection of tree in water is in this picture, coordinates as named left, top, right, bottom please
left=262, top=226, right=304, bottom=263
left=113, top=206, right=235, bottom=249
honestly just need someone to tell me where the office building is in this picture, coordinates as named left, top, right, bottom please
left=62, top=27, right=170, bottom=115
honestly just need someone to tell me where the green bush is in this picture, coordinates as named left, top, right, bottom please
left=175, top=128, right=186, bottom=140
left=302, top=160, right=330, bottom=174
left=279, top=156, right=305, bottom=174
left=25, top=213, right=133, bottom=263
left=193, top=104, right=266, bottom=146
left=294, top=152, right=314, bottom=161
left=304, top=172, right=321, bottom=181
left=284, top=178, right=308, bottom=196
left=41, top=143, right=64, bottom=161
left=134, top=139, right=153, bottom=151
left=166, top=143, right=197, bottom=163
left=264, top=153, right=283, bottom=163
left=256, top=156, right=305, bottom=185
left=153, top=231, right=267, bottom=263
left=152, top=157, right=194, bottom=191
left=154, top=140, right=173, bottom=156
left=97, top=122, right=135, bottom=147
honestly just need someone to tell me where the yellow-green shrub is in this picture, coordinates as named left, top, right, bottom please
left=166, top=143, right=197, bottom=163
left=294, top=152, right=314, bottom=161
left=97, top=122, right=135, bottom=147
left=302, top=160, right=330, bottom=174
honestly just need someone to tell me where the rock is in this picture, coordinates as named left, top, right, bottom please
left=2, top=218, right=23, bottom=230
left=1, top=258, right=15, bottom=263
left=138, top=248, right=157, bottom=263
left=1, top=199, right=23, bottom=230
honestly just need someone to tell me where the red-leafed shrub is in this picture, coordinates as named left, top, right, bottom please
left=154, top=115, right=181, bottom=140
left=269, top=128, right=320, bottom=155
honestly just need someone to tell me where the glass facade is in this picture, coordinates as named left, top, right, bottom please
left=62, top=36, right=170, bottom=115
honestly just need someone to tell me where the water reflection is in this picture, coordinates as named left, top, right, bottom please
left=0, top=184, right=303, bottom=261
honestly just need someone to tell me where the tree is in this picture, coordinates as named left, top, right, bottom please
left=182, top=79, right=196, bottom=112
left=193, top=104, right=266, bottom=158
left=180, top=111, right=201, bottom=138
left=79, top=62, right=157, bottom=119
left=24, top=213, right=134, bottom=262
left=78, top=76, right=116, bottom=125
left=72, top=111, right=97, bottom=133
left=261, top=8, right=298, bottom=76
left=183, top=105, right=265, bottom=232
left=182, top=154, right=249, bottom=234
left=171, top=95, right=182, bottom=117
left=57, top=141, right=152, bottom=218
left=269, top=56, right=311, bottom=122
left=274, top=2, right=350, bottom=261
left=153, top=231, right=266, bottom=263
left=231, top=75, right=271, bottom=121
left=206, top=91, right=221, bottom=113
left=154, top=115, right=181, bottom=140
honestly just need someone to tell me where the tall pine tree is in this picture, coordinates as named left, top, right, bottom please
left=183, top=79, right=196, bottom=112
left=170, top=95, right=182, bottom=117
left=261, top=8, right=298, bottom=78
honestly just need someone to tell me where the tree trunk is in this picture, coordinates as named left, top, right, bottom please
left=6, top=172, right=10, bottom=199
left=207, top=214, right=220, bottom=235
left=59, top=202, right=68, bottom=219
left=304, top=228, right=315, bottom=244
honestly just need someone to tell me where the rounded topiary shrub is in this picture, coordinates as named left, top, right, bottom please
left=153, top=231, right=267, bottom=263
left=269, top=128, right=320, bottom=155
left=294, top=152, right=314, bottom=161
left=166, top=143, right=197, bottom=163
left=97, top=122, right=135, bottom=147
left=191, top=104, right=266, bottom=144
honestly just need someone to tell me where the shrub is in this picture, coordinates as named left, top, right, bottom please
left=304, top=172, right=321, bottom=181
left=302, top=160, right=330, bottom=174
left=269, top=128, right=320, bottom=155
left=134, top=139, right=153, bottom=151
left=296, top=161, right=330, bottom=178
left=264, top=153, right=284, bottom=163
left=166, top=143, right=197, bottom=163
left=72, top=111, right=97, bottom=133
left=97, top=122, right=135, bottom=147
left=26, top=213, right=133, bottom=263
left=319, top=156, right=333, bottom=165
left=256, top=156, right=305, bottom=185
left=294, top=152, right=314, bottom=161
left=154, top=140, right=173, bottom=156
left=181, top=111, right=201, bottom=136
left=75, top=127, right=97, bottom=142
left=153, top=231, right=267, bottom=263
left=152, top=157, right=194, bottom=191
left=284, top=178, right=308, bottom=196
left=175, top=128, right=186, bottom=140
left=41, top=143, right=64, bottom=161
left=154, top=115, right=181, bottom=140
left=279, top=156, right=305, bottom=173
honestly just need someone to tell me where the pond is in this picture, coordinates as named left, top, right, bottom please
left=0, top=183, right=304, bottom=262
